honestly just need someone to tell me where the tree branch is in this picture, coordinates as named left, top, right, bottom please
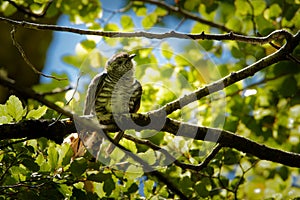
left=153, top=30, right=299, bottom=115
left=1, top=115, right=300, bottom=168
left=0, top=119, right=75, bottom=144
left=0, top=16, right=294, bottom=44
left=161, top=117, right=300, bottom=168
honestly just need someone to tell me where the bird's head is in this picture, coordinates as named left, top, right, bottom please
left=105, top=52, right=136, bottom=76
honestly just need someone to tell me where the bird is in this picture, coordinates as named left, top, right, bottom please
left=82, top=52, right=142, bottom=157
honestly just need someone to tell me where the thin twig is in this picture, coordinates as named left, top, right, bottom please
left=131, top=0, right=234, bottom=33
left=39, top=86, right=73, bottom=96
left=124, top=134, right=222, bottom=171
left=49, top=73, right=81, bottom=126
left=10, top=26, right=67, bottom=81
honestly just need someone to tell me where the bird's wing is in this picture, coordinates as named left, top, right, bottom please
left=130, top=80, right=142, bottom=113
left=84, top=72, right=107, bottom=115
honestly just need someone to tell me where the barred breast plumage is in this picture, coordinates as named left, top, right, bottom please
left=84, top=53, right=142, bottom=124
left=82, top=52, right=142, bottom=156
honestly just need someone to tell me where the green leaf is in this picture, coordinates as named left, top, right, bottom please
left=251, top=0, right=266, bottom=16
left=57, top=184, right=72, bottom=198
left=230, top=176, right=244, bottom=188
left=226, top=17, right=242, bottom=32
left=127, top=183, right=138, bottom=193
left=276, top=166, right=289, bottom=181
left=103, top=177, right=115, bottom=196
left=26, top=106, right=47, bottom=119
left=235, top=0, right=251, bottom=15
left=219, top=175, right=229, bottom=187
left=0, top=104, right=7, bottom=115
left=155, top=7, right=168, bottom=16
left=255, top=14, right=275, bottom=35
left=180, top=175, right=193, bottom=195
left=160, top=42, right=173, bottom=60
left=141, top=13, right=157, bottom=29
left=70, top=157, right=87, bottom=177
left=0, top=104, right=13, bottom=124
left=277, top=76, right=297, bottom=98
left=0, top=116, right=12, bottom=124
left=61, top=143, right=74, bottom=166
left=63, top=55, right=82, bottom=68
left=80, top=39, right=96, bottom=50
left=22, top=158, right=40, bottom=172
left=121, top=15, right=134, bottom=30
left=223, top=149, right=240, bottom=165
left=2, top=3, right=17, bottom=16
left=264, top=4, right=282, bottom=20
left=143, top=179, right=155, bottom=198
left=231, top=45, right=244, bottom=58
left=134, top=7, right=147, bottom=16
left=87, top=172, right=111, bottom=182
left=120, top=138, right=137, bottom=154
left=138, top=149, right=156, bottom=165
left=191, top=22, right=210, bottom=33
left=104, top=23, right=119, bottom=31
left=195, top=181, right=209, bottom=197
left=48, top=145, right=59, bottom=171
left=183, top=0, right=200, bottom=11
left=35, top=153, right=45, bottom=166
left=174, top=55, right=191, bottom=66
left=198, top=40, right=213, bottom=51
left=6, top=95, right=26, bottom=122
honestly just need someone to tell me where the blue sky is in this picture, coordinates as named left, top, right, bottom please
left=42, top=0, right=241, bottom=88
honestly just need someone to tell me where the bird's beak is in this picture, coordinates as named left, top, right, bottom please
left=129, top=54, right=136, bottom=60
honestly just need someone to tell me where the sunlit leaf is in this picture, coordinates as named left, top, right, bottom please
left=104, top=23, right=119, bottom=31
left=134, top=6, right=147, bottom=16
left=141, top=13, right=157, bottom=29
left=155, top=7, right=167, bottom=16
left=121, top=15, right=134, bottom=30
left=80, top=39, right=96, bottom=50
left=160, top=42, right=173, bottom=60
left=120, top=138, right=137, bottom=154
left=6, top=95, right=26, bottom=122
left=138, top=149, right=156, bottom=165
left=26, top=106, right=47, bottom=119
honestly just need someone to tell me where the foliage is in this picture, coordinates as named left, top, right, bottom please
left=0, top=0, right=300, bottom=199
left=0, top=95, right=47, bottom=124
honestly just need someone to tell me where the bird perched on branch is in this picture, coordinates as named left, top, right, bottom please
left=82, top=52, right=142, bottom=156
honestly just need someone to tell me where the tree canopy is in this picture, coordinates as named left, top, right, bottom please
left=0, top=0, right=300, bottom=199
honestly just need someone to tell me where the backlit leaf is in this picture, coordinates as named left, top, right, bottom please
left=26, top=106, right=47, bottom=119
left=6, top=95, right=26, bottom=122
